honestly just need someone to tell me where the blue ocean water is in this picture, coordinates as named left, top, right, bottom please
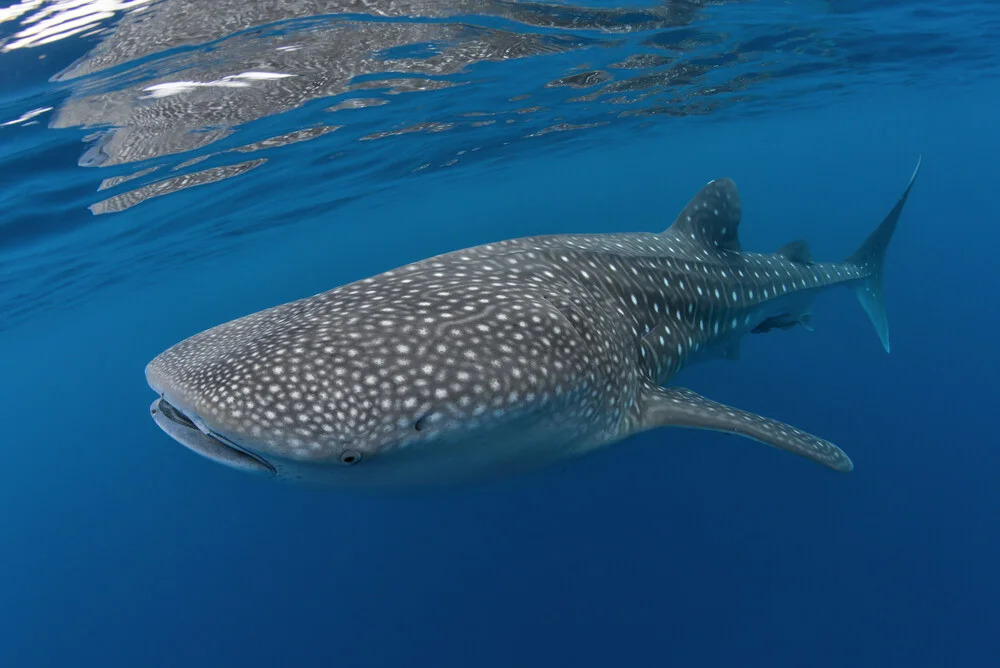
left=1, top=0, right=999, bottom=665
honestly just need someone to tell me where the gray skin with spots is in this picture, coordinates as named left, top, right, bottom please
left=147, top=158, right=920, bottom=486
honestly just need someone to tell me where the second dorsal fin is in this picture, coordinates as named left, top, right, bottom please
left=666, top=178, right=742, bottom=252
left=777, top=239, right=813, bottom=264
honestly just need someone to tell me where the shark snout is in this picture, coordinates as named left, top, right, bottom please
left=146, top=361, right=275, bottom=477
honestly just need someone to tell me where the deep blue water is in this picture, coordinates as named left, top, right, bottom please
left=2, top=1, right=999, bottom=666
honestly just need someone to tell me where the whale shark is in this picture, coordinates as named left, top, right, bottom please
left=147, top=158, right=920, bottom=486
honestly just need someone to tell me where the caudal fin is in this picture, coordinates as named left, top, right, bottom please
left=846, top=156, right=921, bottom=353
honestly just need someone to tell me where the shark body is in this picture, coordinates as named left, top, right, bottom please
left=147, top=160, right=919, bottom=486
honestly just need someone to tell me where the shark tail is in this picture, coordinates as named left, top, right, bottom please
left=845, top=156, right=921, bottom=353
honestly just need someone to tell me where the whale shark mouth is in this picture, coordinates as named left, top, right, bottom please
left=156, top=397, right=198, bottom=430
left=150, top=397, right=275, bottom=476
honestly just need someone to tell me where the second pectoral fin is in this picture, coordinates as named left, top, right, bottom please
left=636, top=384, right=853, bottom=472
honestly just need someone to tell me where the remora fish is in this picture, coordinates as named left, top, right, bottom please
left=147, top=159, right=920, bottom=485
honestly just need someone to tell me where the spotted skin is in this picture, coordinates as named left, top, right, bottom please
left=146, top=159, right=920, bottom=485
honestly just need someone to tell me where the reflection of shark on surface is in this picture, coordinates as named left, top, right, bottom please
left=146, top=158, right=920, bottom=487
left=49, top=0, right=738, bottom=168
left=52, top=0, right=722, bottom=80
left=55, top=22, right=581, bottom=166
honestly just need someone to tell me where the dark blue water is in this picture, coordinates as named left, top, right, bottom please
left=2, top=1, right=999, bottom=666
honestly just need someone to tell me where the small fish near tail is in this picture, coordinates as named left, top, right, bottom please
left=845, top=156, right=922, bottom=353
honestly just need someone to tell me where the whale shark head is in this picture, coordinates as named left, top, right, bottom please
left=145, top=268, right=602, bottom=487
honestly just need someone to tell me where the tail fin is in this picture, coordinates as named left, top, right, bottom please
left=846, top=156, right=921, bottom=353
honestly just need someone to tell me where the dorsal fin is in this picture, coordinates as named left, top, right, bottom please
left=776, top=239, right=813, bottom=264
left=666, top=178, right=742, bottom=252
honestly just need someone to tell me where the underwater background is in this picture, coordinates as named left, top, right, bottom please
left=1, top=1, right=999, bottom=666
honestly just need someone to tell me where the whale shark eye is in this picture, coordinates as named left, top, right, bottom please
left=340, top=449, right=361, bottom=465
left=414, top=414, right=430, bottom=431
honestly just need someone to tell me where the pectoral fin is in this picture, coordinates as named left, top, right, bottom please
left=637, top=384, right=853, bottom=472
